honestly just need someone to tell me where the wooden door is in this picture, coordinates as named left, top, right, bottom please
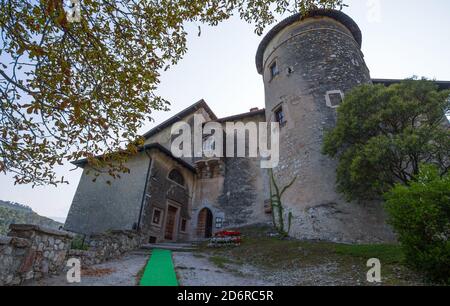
left=197, top=208, right=213, bottom=238
left=205, top=209, right=213, bottom=238
left=164, top=206, right=178, bottom=240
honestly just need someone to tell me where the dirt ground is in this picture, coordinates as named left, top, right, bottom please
left=25, top=250, right=150, bottom=286
left=174, top=225, right=430, bottom=286
left=173, top=251, right=347, bottom=286
left=24, top=225, right=431, bottom=286
left=173, top=251, right=266, bottom=286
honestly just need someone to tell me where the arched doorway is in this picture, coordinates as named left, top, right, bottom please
left=197, top=208, right=213, bottom=238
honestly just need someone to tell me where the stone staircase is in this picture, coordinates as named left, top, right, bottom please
left=140, top=242, right=199, bottom=252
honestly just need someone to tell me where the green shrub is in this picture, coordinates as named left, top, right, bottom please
left=70, top=235, right=89, bottom=251
left=384, top=165, right=450, bottom=284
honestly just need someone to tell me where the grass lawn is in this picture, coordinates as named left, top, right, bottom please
left=196, top=225, right=428, bottom=286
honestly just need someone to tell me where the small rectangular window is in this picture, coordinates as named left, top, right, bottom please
left=180, top=218, right=187, bottom=233
left=215, top=217, right=223, bottom=229
left=152, top=208, right=163, bottom=226
left=275, top=107, right=286, bottom=127
left=325, top=90, right=344, bottom=108
left=270, top=61, right=279, bottom=79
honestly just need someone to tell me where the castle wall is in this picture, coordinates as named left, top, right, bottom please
left=65, top=12, right=399, bottom=243
left=191, top=165, right=225, bottom=237
left=65, top=152, right=151, bottom=235
left=259, top=15, right=395, bottom=243
left=192, top=112, right=271, bottom=237
left=140, top=149, right=195, bottom=243
left=0, top=225, right=74, bottom=286
left=217, top=157, right=270, bottom=228
left=66, top=104, right=208, bottom=238
left=218, top=113, right=271, bottom=228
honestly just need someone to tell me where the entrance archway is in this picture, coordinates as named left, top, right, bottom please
left=197, top=208, right=213, bottom=238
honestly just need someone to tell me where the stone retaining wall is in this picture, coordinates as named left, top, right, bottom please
left=0, top=236, right=31, bottom=285
left=68, top=230, right=142, bottom=266
left=0, top=225, right=143, bottom=286
left=0, top=224, right=74, bottom=286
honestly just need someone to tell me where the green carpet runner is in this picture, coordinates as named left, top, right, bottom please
left=139, top=249, right=178, bottom=286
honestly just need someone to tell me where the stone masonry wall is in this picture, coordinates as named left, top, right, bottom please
left=140, top=150, right=194, bottom=243
left=0, top=224, right=74, bottom=286
left=1, top=224, right=142, bottom=285
left=259, top=14, right=396, bottom=243
left=68, top=230, right=142, bottom=266
left=218, top=113, right=271, bottom=228
left=217, top=158, right=258, bottom=226
left=0, top=236, right=30, bottom=285
left=192, top=112, right=271, bottom=235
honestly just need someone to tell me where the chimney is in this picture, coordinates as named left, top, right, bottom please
left=250, top=107, right=259, bottom=112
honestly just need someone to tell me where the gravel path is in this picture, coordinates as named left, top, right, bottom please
left=22, top=248, right=421, bottom=286
left=25, top=251, right=150, bottom=286
left=173, top=252, right=361, bottom=286
left=173, top=252, right=267, bottom=286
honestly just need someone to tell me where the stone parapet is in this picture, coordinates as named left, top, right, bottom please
left=0, top=224, right=73, bottom=286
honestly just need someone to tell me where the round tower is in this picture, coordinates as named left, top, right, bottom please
left=256, top=9, right=394, bottom=243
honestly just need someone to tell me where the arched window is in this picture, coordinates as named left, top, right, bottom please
left=168, top=169, right=185, bottom=187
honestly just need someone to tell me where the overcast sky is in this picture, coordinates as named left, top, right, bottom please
left=1, top=0, right=449, bottom=221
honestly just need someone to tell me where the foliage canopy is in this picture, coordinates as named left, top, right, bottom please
left=323, top=79, right=450, bottom=201
left=384, top=165, right=450, bottom=284
left=0, top=0, right=344, bottom=185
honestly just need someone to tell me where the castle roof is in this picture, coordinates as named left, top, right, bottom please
left=256, top=9, right=362, bottom=74
left=142, top=99, right=217, bottom=140
left=71, top=100, right=264, bottom=169
left=142, top=143, right=196, bottom=172
left=216, top=108, right=266, bottom=122
left=71, top=143, right=196, bottom=172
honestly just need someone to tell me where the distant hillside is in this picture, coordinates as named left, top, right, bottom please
left=0, top=200, right=63, bottom=235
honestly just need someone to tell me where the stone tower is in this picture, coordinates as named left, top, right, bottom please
left=256, top=9, right=395, bottom=243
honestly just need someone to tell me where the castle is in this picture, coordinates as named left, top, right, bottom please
left=64, top=9, right=450, bottom=244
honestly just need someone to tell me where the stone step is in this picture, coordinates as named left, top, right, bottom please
left=140, top=243, right=197, bottom=252
left=153, top=242, right=195, bottom=247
